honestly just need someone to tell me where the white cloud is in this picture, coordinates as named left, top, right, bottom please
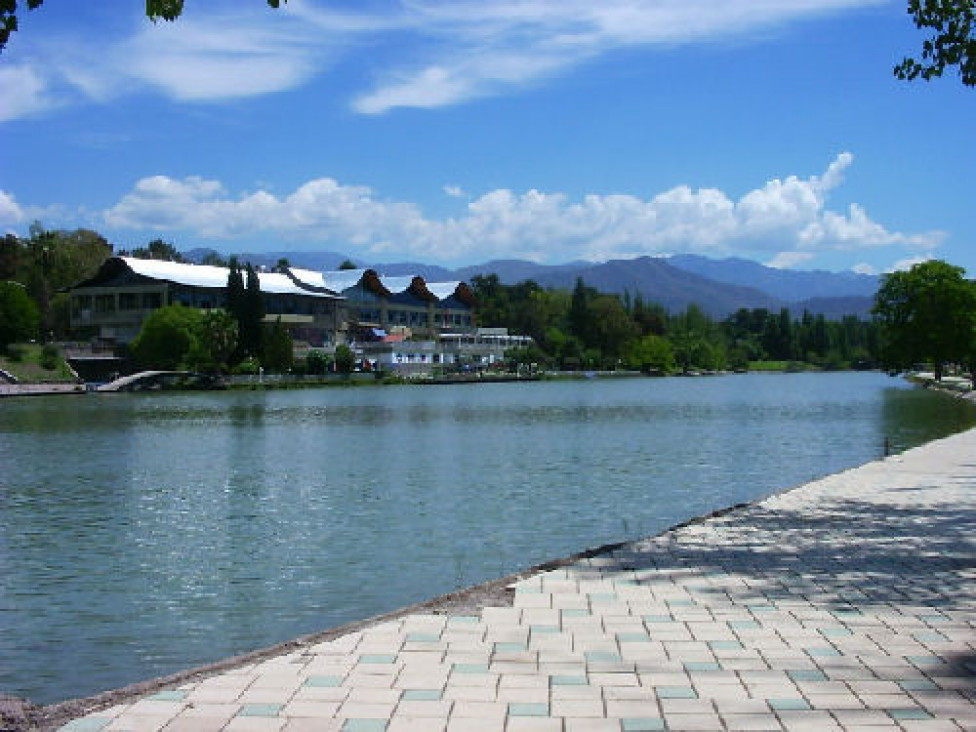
left=0, top=190, right=25, bottom=225
left=3, top=0, right=889, bottom=121
left=852, top=262, right=877, bottom=275
left=119, top=17, right=324, bottom=101
left=887, top=255, right=932, bottom=273
left=343, top=1, right=887, bottom=114
left=767, top=252, right=815, bottom=269
left=0, top=65, right=58, bottom=122
left=92, top=154, right=940, bottom=266
left=444, top=185, right=467, bottom=198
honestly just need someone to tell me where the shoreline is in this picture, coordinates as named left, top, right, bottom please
left=19, top=425, right=976, bottom=731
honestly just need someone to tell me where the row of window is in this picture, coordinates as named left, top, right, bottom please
left=72, top=292, right=164, bottom=315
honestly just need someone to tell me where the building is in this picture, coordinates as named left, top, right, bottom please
left=68, top=257, right=529, bottom=373
left=68, top=257, right=344, bottom=347
left=360, top=328, right=533, bottom=376
left=290, top=268, right=476, bottom=339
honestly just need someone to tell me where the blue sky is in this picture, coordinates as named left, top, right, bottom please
left=0, top=0, right=973, bottom=274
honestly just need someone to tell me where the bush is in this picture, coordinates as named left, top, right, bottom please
left=40, top=343, right=60, bottom=370
left=305, top=350, right=330, bottom=375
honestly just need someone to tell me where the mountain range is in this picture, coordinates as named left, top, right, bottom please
left=185, top=248, right=878, bottom=320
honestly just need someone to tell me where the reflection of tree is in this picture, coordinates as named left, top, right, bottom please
left=880, top=385, right=976, bottom=454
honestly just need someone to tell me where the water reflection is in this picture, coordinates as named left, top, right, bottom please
left=0, top=373, right=973, bottom=704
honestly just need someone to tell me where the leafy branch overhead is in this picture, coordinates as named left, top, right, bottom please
left=0, top=0, right=286, bottom=52
left=895, top=0, right=975, bottom=86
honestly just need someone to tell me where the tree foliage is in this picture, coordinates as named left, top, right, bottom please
left=2, top=224, right=113, bottom=336
left=896, top=0, right=975, bottom=86
left=122, top=238, right=184, bottom=262
left=0, top=280, right=39, bottom=351
left=261, top=318, right=293, bottom=372
left=334, top=343, right=356, bottom=374
left=474, top=275, right=882, bottom=373
left=130, top=304, right=238, bottom=372
left=1, top=0, right=286, bottom=52
left=873, top=259, right=976, bottom=380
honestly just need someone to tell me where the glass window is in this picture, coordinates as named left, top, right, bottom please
left=94, top=294, right=115, bottom=313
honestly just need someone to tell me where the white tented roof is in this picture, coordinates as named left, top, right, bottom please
left=123, top=257, right=229, bottom=289
left=319, top=269, right=369, bottom=293
left=121, top=257, right=337, bottom=298
left=377, top=275, right=414, bottom=294
left=287, top=268, right=330, bottom=290
left=426, top=282, right=461, bottom=300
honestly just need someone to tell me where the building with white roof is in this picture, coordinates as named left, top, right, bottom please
left=69, top=257, right=344, bottom=346
left=294, top=267, right=476, bottom=339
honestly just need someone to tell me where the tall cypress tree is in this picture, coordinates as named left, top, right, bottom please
left=241, top=264, right=265, bottom=358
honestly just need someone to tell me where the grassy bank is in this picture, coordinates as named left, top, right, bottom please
left=0, top=343, right=77, bottom=383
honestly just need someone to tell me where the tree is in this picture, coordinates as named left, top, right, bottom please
left=129, top=304, right=204, bottom=370
left=261, top=318, right=293, bottom=372
left=238, top=264, right=265, bottom=359
left=126, top=239, right=184, bottom=262
left=1, top=1, right=286, bottom=52
left=873, top=260, right=976, bottom=380
left=0, top=280, right=38, bottom=351
left=338, top=259, right=358, bottom=271
left=625, top=334, right=674, bottom=374
left=333, top=343, right=356, bottom=374
left=191, top=310, right=238, bottom=373
left=895, top=0, right=975, bottom=86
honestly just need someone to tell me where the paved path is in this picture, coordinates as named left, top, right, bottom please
left=56, top=429, right=976, bottom=732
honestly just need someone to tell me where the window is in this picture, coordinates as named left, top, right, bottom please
left=143, top=292, right=162, bottom=309
left=119, top=292, right=140, bottom=310
left=94, top=294, right=115, bottom=313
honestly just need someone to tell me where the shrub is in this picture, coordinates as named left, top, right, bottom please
left=40, top=343, right=60, bottom=370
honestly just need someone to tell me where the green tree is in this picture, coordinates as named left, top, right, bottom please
left=129, top=304, right=204, bottom=370
left=338, top=259, right=358, bottom=270
left=625, top=334, right=675, bottom=374
left=238, top=264, right=265, bottom=359
left=895, top=0, right=975, bottom=86
left=873, top=260, right=976, bottom=380
left=333, top=343, right=356, bottom=374
left=568, top=277, right=596, bottom=346
left=191, top=310, right=238, bottom=373
left=261, top=318, right=294, bottom=372
left=127, top=238, right=184, bottom=262
left=15, top=224, right=112, bottom=336
left=0, top=280, right=39, bottom=351
left=1, top=0, right=286, bottom=52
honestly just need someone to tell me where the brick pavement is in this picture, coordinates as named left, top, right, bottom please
left=56, top=428, right=976, bottom=731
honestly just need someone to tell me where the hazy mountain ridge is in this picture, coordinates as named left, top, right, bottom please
left=668, top=254, right=879, bottom=301
left=184, top=248, right=875, bottom=319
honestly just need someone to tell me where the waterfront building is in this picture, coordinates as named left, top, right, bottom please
left=360, top=328, right=533, bottom=376
left=289, top=268, right=476, bottom=339
left=68, top=257, right=344, bottom=347
left=68, top=258, right=525, bottom=372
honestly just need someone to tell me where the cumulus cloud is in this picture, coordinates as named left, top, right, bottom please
left=3, top=0, right=888, bottom=121
left=94, top=153, right=940, bottom=266
left=0, top=65, right=58, bottom=122
left=852, top=262, right=878, bottom=275
left=0, top=190, right=25, bottom=225
left=887, top=255, right=932, bottom=273
left=767, top=252, right=815, bottom=269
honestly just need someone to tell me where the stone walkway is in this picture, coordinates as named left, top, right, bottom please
left=56, top=429, right=976, bottom=732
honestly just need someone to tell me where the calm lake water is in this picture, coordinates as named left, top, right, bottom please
left=1, top=372, right=974, bottom=704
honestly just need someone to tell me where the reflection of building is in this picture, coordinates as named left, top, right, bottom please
left=69, top=257, right=343, bottom=346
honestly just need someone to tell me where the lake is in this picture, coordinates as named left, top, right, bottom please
left=1, top=372, right=974, bottom=705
